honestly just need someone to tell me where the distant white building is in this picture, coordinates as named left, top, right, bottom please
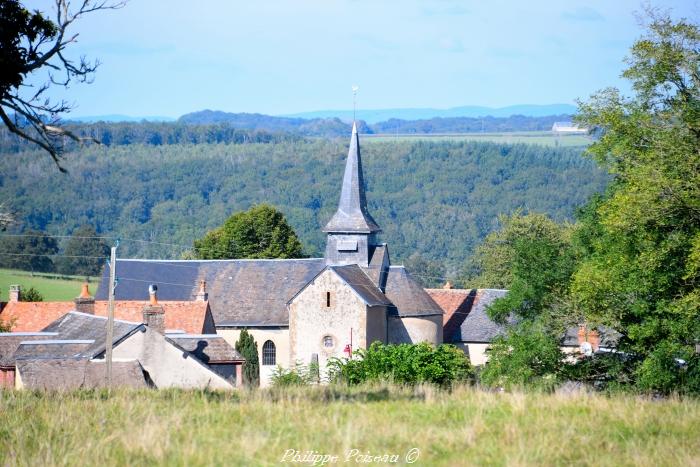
left=552, top=121, right=587, bottom=134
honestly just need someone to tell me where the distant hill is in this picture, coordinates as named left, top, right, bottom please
left=67, top=114, right=176, bottom=123
left=178, top=110, right=572, bottom=135
left=283, top=104, right=578, bottom=124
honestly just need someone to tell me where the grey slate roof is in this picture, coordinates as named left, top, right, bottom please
left=364, top=244, right=389, bottom=288
left=331, top=265, right=392, bottom=306
left=323, top=123, right=381, bottom=234
left=384, top=266, right=444, bottom=317
left=166, top=334, right=244, bottom=363
left=96, top=259, right=326, bottom=326
left=0, top=332, right=57, bottom=367
left=16, top=359, right=148, bottom=390
left=450, top=289, right=510, bottom=343
left=32, top=311, right=143, bottom=359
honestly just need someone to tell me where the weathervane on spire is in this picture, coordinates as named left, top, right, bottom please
left=352, top=85, right=359, bottom=123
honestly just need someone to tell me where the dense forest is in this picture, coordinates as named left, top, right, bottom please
left=0, top=138, right=607, bottom=275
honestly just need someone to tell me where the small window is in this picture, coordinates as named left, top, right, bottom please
left=326, top=291, right=331, bottom=307
left=262, top=340, right=276, bottom=366
left=323, top=335, right=334, bottom=348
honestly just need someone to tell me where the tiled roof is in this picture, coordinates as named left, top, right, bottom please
left=13, top=340, right=95, bottom=360
left=36, top=311, right=143, bottom=358
left=426, top=288, right=509, bottom=343
left=331, top=265, right=392, bottom=306
left=384, top=266, right=444, bottom=317
left=166, top=334, right=244, bottom=363
left=93, top=301, right=212, bottom=334
left=560, top=325, right=621, bottom=348
left=0, top=300, right=212, bottom=334
left=96, top=259, right=326, bottom=326
left=0, top=301, right=74, bottom=332
left=16, top=359, right=148, bottom=390
left=0, top=332, right=57, bottom=367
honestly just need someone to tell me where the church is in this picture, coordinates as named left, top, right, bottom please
left=95, top=123, right=445, bottom=384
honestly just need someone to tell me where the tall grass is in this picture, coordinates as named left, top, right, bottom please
left=1, top=384, right=699, bottom=466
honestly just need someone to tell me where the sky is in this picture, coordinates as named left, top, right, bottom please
left=23, top=0, right=700, bottom=118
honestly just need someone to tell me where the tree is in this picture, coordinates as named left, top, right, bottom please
left=19, top=286, right=43, bottom=301
left=235, top=329, right=260, bottom=388
left=55, top=225, right=109, bottom=276
left=403, top=252, right=446, bottom=288
left=0, top=229, right=58, bottom=272
left=193, top=204, right=305, bottom=259
left=0, top=0, right=123, bottom=170
left=571, top=10, right=700, bottom=393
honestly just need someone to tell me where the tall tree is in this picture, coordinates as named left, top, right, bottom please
left=193, top=204, right=305, bottom=259
left=0, top=229, right=58, bottom=272
left=235, top=329, right=260, bottom=388
left=0, top=0, right=123, bottom=170
left=571, top=10, right=700, bottom=392
left=55, top=225, right=109, bottom=276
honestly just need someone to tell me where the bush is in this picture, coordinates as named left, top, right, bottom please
left=479, top=322, right=563, bottom=391
left=19, top=286, right=43, bottom=302
left=270, top=362, right=320, bottom=387
left=327, top=342, right=473, bottom=387
left=235, top=330, right=259, bottom=388
left=636, top=342, right=697, bottom=395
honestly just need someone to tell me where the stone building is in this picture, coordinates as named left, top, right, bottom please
left=93, top=123, right=444, bottom=385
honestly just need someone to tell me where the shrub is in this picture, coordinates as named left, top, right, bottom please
left=479, top=322, right=563, bottom=391
left=235, top=330, right=259, bottom=388
left=19, top=286, right=43, bottom=302
left=270, top=362, right=319, bottom=387
left=636, top=342, right=697, bottom=395
left=327, top=342, right=473, bottom=387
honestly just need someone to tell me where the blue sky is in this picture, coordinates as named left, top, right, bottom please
left=24, top=0, right=699, bottom=118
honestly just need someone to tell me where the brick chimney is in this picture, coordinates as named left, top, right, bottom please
left=195, top=279, right=208, bottom=301
left=9, top=285, right=20, bottom=302
left=74, top=282, right=95, bottom=314
left=142, top=284, right=165, bottom=334
left=442, top=281, right=453, bottom=290
left=577, top=325, right=600, bottom=352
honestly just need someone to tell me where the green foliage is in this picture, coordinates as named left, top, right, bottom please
left=235, top=330, right=260, bottom=388
left=19, top=285, right=43, bottom=302
left=270, top=362, right=319, bottom=387
left=571, top=11, right=700, bottom=384
left=403, top=252, right=447, bottom=288
left=0, top=229, right=58, bottom=272
left=0, top=139, right=608, bottom=272
left=465, top=212, right=576, bottom=326
left=479, top=322, right=564, bottom=391
left=0, top=1, right=56, bottom=96
left=327, top=342, right=473, bottom=387
left=194, top=204, right=305, bottom=259
left=55, top=225, right=109, bottom=277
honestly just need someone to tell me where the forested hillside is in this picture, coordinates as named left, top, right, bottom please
left=0, top=139, right=607, bottom=274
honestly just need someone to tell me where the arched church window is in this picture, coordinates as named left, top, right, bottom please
left=262, top=340, right=276, bottom=366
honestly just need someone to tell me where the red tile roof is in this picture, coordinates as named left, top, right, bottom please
left=1, top=300, right=212, bottom=334
left=425, top=288, right=478, bottom=340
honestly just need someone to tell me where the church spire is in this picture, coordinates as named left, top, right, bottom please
left=323, top=122, right=381, bottom=234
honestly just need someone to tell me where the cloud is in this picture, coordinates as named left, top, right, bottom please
left=561, top=6, right=604, bottom=22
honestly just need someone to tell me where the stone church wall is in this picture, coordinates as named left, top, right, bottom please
left=387, top=315, right=443, bottom=345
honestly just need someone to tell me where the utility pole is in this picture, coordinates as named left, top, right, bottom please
left=105, top=243, right=118, bottom=389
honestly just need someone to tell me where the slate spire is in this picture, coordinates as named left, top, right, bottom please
left=323, top=122, right=381, bottom=233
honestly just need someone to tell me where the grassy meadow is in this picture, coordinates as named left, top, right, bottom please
left=0, top=268, right=99, bottom=302
left=364, top=131, right=592, bottom=147
left=1, top=384, right=699, bottom=466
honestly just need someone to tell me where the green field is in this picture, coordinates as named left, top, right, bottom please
left=1, top=384, right=698, bottom=466
left=0, top=268, right=99, bottom=302
left=364, top=131, right=592, bottom=147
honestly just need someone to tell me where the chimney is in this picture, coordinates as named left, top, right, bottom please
left=578, top=325, right=601, bottom=352
left=195, top=280, right=208, bottom=301
left=442, top=281, right=453, bottom=290
left=74, top=282, right=95, bottom=314
left=142, top=284, right=165, bottom=334
left=9, top=285, right=20, bottom=302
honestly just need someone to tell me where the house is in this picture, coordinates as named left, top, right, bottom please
left=94, top=123, right=444, bottom=385
left=0, top=286, right=243, bottom=390
left=551, top=121, right=587, bottom=134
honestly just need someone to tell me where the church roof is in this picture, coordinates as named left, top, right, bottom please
left=96, top=259, right=326, bottom=326
left=330, top=265, right=392, bottom=306
left=323, top=122, right=381, bottom=234
left=384, top=266, right=444, bottom=317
